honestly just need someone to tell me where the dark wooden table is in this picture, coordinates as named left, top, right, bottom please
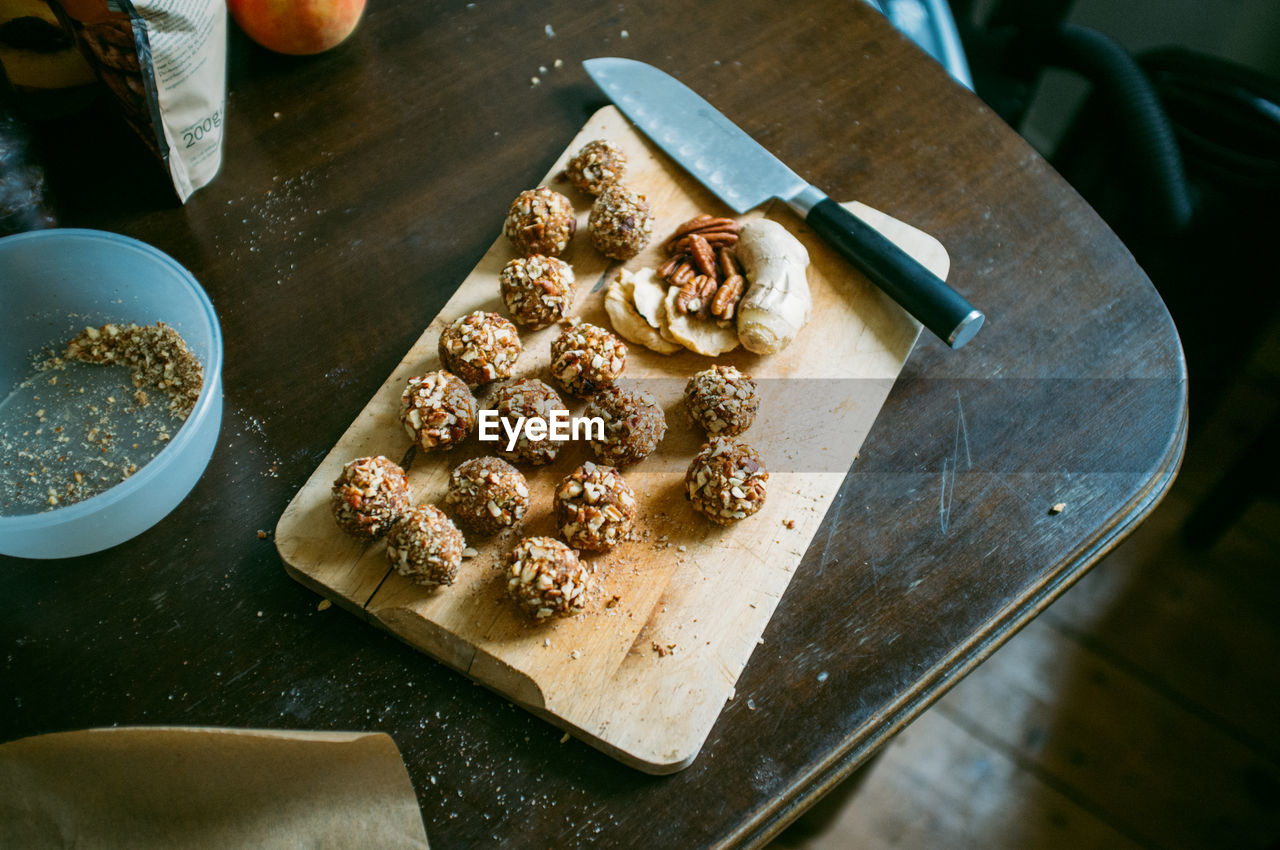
left=1, top=1, right=1187, bottom=846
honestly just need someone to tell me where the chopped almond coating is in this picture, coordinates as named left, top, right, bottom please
left=588, top=184, right=653, bottom=260
left=504, top=187, right=576, bottom=257
left=549, top=322, right=627, bottom=398
left=489, top=378, right=569, bottom=466
left=331, top=456, right=411, bottom=539
left=684, top=365, right=759, bottom=436
left=400, top=370, right=477, bottom=452
left=555, top=461, right=636, bottom=551
left=506, top=536, right=590, bottom=619
left=564, top=139, right=628, bottom=195
left=438, top=311, right=522, bottom=387
left=585, top=383, right=666, bottom=467
left=499, top=255, right=576, bottom=329
left=445, top=456, right=529, bottom=535
left=386, top=505, right=466, bottom=586
left=685, top=438, right=768, bottom=525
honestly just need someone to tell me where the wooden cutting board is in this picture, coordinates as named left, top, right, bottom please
left=275, top=106, right=947, bottom=773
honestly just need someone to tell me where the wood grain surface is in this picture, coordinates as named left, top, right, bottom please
left=275, top=106, right=947, bottom=771
left=0, top=1, right=1186, bottom=847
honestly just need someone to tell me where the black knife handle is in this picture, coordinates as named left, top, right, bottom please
left=806, top=198, right=983, bottom=348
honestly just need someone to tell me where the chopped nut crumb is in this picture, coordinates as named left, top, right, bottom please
left=1050, top=502, right=1067, bottom=515
left=651, top=641, right=676, bottom=657
left=65, top=322, right=203, bottom=420
left=1, top=326, right=202, bottom=515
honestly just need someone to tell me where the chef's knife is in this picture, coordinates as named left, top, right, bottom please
left=583, top=57, right=984, bottom=349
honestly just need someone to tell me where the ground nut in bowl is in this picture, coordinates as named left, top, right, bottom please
left=0, top=229, right=224, bottom=559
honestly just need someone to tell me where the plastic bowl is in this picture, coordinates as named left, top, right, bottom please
left=0, top=229, right=223, bottom=559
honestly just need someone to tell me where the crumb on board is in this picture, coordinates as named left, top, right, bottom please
left=1050, top=502, right=1067, bottom=515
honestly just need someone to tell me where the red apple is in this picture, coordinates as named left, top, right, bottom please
left=227, top=0, right=366, bottom=56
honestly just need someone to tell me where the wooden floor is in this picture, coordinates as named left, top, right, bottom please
left=773, top=330, right=1280, bottom=849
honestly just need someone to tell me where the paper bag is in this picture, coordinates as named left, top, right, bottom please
left=0, top=727, right=430, bottom=849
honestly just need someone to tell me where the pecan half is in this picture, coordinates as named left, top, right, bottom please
left=664, top=215, right=741, bottom=254
left=687, top=234, right=718, bottom=279
left=694, top=275, right=718, bottom=319
left=669, top=230, right=738, bottom=255
left=667, top=258, right=696, bottom=287
left=675, top=276, right=702, bottom=314
left=718, top=246, right=740, bottom=280
left=711, top=274, right=745, bottom=320
left=658, top=255, right=683, bottom=279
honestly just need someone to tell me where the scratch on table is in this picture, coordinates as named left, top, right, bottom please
left=990, top=473, right=1039, bottom=512
left=816, top=488, right=848, bottom=576
left=185, top=660, right=262, bottom=712
left=869, top=558, right=882, bottom=597
left=939, top=458, right=955, bottom=534
left=224, top=660, right=262, bottom=688
left=955, top=390, right=972, bottom=468
left=939, top=391, right=972, bottom=534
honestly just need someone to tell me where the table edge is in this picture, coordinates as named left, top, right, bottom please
left=727, top=379, right=1190, bottom=848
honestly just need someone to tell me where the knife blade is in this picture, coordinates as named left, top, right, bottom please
left=583, top=57, right=984, bottom=349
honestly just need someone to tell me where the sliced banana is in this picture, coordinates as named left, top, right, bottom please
left=662, top=285, right=739, bottom=356
left=605, top=274, right=682, bottom=354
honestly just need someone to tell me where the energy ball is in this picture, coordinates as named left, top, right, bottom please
left=331, top=456, right=411, bottom=539
left=445, top=456, right=529, bottom=535
left=550, top=321, right=627, bottom=398
left=506, top=536, right=591, bottom=619
left=585, top=383, right=667, bottom=467
left=504, top=187, right=576, bottom=257
left=400, top=370, right=477, bottom=452
left=385, top=504, right=467, bottom=587
left=437, top=310, right=522, bottom=387
left=555, top=461, right=637, bottom=552
left=684, top=365, right=760, bottom=436
left=587, top=184, right=654, bottom=260
left=685, top=437, right=769, bottom=525
left=564, top=139, right=627, bottom=195
left=499, top=255, right=576, bottom=330
left=489, top=378, right=569, bottom=466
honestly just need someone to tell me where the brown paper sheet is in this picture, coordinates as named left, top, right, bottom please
left=0, top=727, right=429, bottom=849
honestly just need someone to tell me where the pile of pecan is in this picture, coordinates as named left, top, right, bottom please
left=658, top=215, right=746, bottom=321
